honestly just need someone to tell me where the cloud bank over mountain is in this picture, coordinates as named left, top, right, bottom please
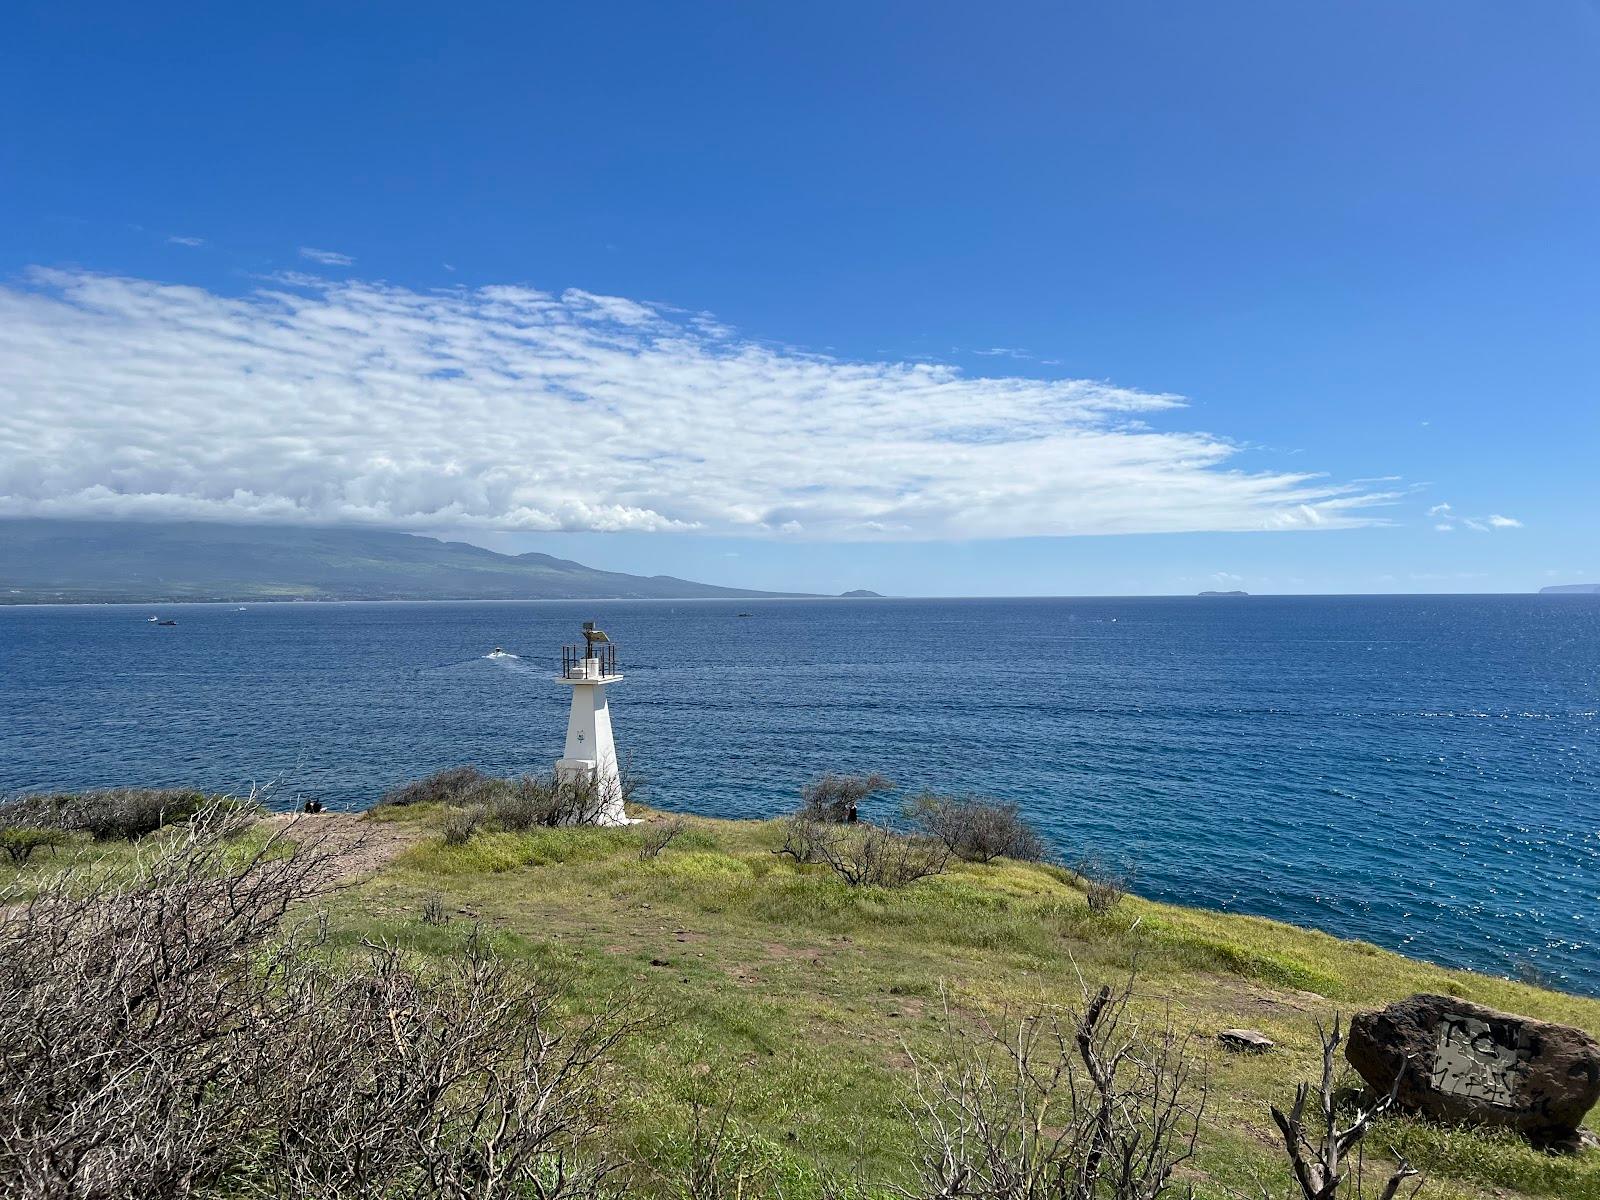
left=0, top=268, right=1391, bottom=541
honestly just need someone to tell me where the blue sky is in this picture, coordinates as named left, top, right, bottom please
left=2, top=2, right=1595, bottom=595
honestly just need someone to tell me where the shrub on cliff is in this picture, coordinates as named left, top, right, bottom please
left=777, top=814, right=949, bottom=887
left=376, top=766, right=496, bottom=809
left=797, top=772, right=894, bottom=823
left=906, top=976, right=1206, bottom=1200
left=0, top=827, right=66, bottom=864
left=381, top=767, right=639, bottom=828
left=486, top=770, right=618, bottom=830
left=0, top=797, right=647, bottom=1198
left=0, top=787, right=219, bottom=842
left=440, top=805, right=484, bottom=846
left=1076, top=852, right=1135, bottom=916
left=905, top=792, right=1044, bottom=863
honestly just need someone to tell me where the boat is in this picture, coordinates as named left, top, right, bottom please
left=736, top=612, right=753, bottom=618
left=157, top=619, right=178, bottom=627
left=147, top=615, right=159, bottom=622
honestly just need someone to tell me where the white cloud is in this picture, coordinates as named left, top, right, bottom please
left=299, top=247, right=354, bottom=266
left=1429, top=502, right=1521, bottom=533
left=0, top=268, right=1398, bottom=540
left=166, top=235, right=205, bottom=247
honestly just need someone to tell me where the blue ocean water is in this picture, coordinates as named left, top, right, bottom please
left=2, top=595, right=1597, bottom=993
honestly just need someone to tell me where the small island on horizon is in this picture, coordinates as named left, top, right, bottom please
left=1197, top=589, right=1249, bottom=597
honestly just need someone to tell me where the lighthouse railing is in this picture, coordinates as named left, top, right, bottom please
left=561, top=642, right=618, bottom=679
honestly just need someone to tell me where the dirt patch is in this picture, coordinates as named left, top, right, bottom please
left=720, top=958, right=766, bottom=988
left=764, top=940, right=827, bottom=967
left=1214, top=976, right=1325, bottom=1017
left=258, top=811, right=425, bottom=883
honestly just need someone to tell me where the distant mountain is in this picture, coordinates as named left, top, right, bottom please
left=838, top=589, right=884, bottom=598
left=0, top=520, right=808, bottom=603
left=1198, top=590, right=1248, bottom=597
left=1540, top=584, right=1600, bottom=595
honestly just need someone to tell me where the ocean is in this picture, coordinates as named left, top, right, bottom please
left=2, top=595, right=1596, bottom=993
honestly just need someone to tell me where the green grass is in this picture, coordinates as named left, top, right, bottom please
left=315, top=806, right=1600, bottom=1200
left=1372, top=1117, right=1598, bottom=1198
left=0, top=817, right=283, bottom=899
left=13, top=802, right=1593, bottom=1199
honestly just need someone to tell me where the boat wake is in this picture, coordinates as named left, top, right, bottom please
left=414, top=647, right=538, bottom=675
left=484, top=649, right=542, bottom=676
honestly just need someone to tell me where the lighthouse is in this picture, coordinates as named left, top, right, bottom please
left=555, top=621, right=630, bottom=825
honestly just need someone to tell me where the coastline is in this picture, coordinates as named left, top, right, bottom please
left=7, top=589, right=1593, bottom=608
left=7, top=594, right=1596, bottom=995
left=347, top=802, right=1600, bottom=1193
left=5, top=796, right=1598, bottom=1197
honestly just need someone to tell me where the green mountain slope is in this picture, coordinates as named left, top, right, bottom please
left=0, top=519, right=804, bottom=603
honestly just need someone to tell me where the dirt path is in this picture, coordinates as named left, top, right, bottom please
left=258, top=811, right=425, bottom=883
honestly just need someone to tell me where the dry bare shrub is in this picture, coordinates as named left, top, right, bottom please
left=907, top=793, right=1044, bottom=864
left=639, top=816, right=688, bottom=860
left=0, top=794, right=651, bottom=1199
left=1266, top=1016, right=1420, bottom=1200
left=774, top=813, right=829, bottom=865
left=377, top=766, right=496, bottom=809
left=441, top=806, right=484, bottom=846
left=1076, top=853, right=1135, bottom=916
left=385, top=766, right=642, bottom=832
left=663, top=1094, right=783, bottom=1200
left=421, top=890, right=449, bottom=925
left=253, top=929, right=650, bottom=1200
left=905, top=976, right=1205, bottom=1200
left=487, top=773, right=553, bottom=831
left=0, top=787, right=222, bottom=842
left=822, top=822, right=949, bottom=887
left=489, top=770, right=611, bottom=829
left=779, top=816, right=948, bottom=887
left=799, top=773, right=894, bottom=823
left=0, top=798, right=340, bottom=1197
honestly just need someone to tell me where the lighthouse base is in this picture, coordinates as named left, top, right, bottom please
left=554, top=758, right=633, bottom=827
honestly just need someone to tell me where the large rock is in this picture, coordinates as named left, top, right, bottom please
left=1347, top=994, right=1600, bottom=1149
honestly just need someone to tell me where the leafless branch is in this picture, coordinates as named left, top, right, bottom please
left=639, top=817, right=688, bottom=860
left=1266, top=1017, right=1421, bottom=1200
left=903, top=975, right=1205, bottom=1200
left=0, top=796, right=650, bottom=1198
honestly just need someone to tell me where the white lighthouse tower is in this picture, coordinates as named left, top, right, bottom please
left=555, top=621, right=630, bottom=826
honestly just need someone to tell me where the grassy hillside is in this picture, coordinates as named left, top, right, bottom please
left=0, top=519, right=801, bottom=602
left=4, top=796, right=1595, bottom=1198
left=319, top=804, right=1600, bottom=1200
